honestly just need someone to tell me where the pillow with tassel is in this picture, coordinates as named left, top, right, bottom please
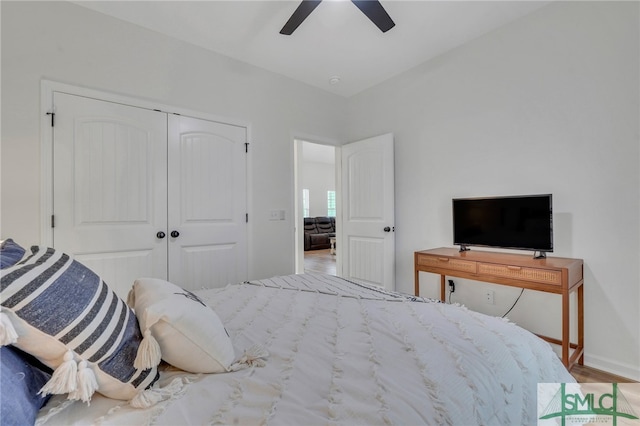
left=0, top=246, right=161, bottom=406
left=128, top=278, right=267, bottom=374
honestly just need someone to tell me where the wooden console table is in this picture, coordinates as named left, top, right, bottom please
left=414, top=247, right=584, bottom=369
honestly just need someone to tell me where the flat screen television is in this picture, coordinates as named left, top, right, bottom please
left=452, top=194, right=553, bottom=257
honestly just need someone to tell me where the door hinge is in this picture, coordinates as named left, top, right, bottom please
left=51, top=215, right=55, bottom=228
left=246, top=213, right=249, bottom=223
left=46, top=112, right=55, bottom=127
left=245, top=142, right=249, bottom=153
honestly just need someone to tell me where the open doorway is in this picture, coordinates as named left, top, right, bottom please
left=294, top=140, right=337, bottom=275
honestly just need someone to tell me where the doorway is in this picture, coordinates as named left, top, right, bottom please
left=294, top=140, right=337, bottom=275
left=294, top=133, right=395, bottom=289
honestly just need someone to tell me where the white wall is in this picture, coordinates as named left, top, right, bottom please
left=347, top=1, right=639, bottom=379
left=0, top=1, right=347, bottom=279
left=302, top=161, right=335, bottom=217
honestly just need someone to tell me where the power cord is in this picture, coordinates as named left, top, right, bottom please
left=445, top=279, right=523, bottom=316
left=502, top=288, right=525, bottom=318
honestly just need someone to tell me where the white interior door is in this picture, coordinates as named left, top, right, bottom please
left=340, top=133, right=395, bottom=290
left=167, top=115, right=247, bottom=291
left=52, top=92, right=168, bottom=298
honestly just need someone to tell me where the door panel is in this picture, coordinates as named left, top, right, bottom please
left=52, top=93, right=168, bottom=298
left=179, top=244, right=238, bottom=289
left=75, top=250, right=154, bottom=295
left=168, top=115, right=247, bottom=290
left=341, top=133, right=395, bottom=290
left=347, top=237, right=384, bottom=283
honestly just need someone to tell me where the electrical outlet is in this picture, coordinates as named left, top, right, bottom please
left=485, top=290, right=495, bottom=305
left=448, top=280, right=455, bottom=293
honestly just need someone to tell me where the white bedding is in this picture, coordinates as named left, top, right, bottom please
left=36, top=273, right=574, bottom=425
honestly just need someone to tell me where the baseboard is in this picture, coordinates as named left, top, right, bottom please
left=583, top=353, right=640, bottom=381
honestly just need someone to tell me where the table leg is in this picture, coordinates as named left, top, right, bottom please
left=562, top=289, right=569, bottom=367
left=578, top=283, right=584, bottom=365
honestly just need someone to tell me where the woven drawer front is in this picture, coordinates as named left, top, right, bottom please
left=417, top=256, right=476, bottom=273
left=478, top=263, right=562, bottom=285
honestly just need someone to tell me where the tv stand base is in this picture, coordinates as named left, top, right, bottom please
left=534, top=251, right=547, bottom=259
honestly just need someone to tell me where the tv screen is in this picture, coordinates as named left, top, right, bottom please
left=452, top=194, right=553, bottom=253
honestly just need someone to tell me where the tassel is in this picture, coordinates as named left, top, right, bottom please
left=130, top=388, right=164, bottom=409
left=228, top=344, right=269, bottom=372
left=39, top=350, right=77, bottom=396
left=68, top=360, right=99, bottom=404
left=0, top=311, right=18, bottom=345
left=134, top=329, right=161, bottom=370
left=129, top=376, right=190, bottom=409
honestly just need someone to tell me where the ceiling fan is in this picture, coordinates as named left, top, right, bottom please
left=280, top=0, right=395, bottom=35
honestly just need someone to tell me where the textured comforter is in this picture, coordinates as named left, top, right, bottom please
left=37, top=274, right=574, bottom=425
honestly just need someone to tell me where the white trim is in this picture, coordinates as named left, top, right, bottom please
left=293, top=140, right=304, bottom=274
left=40, top=79, right=252, bottom=280
left=583, top=353, right=640, bottom=382
left=41, top=80, right=250, bottom=128
left=245, top=125, right=253, bottom=281
left=40, top=81, right=55, bottom=246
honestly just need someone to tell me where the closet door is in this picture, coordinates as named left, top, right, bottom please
left=52, top=92, right=168, bottom=298
left=167, top=115, right=247, bottom=290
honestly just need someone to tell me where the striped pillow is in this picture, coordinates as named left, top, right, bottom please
left=0, top=239, right=26, bottom=269
left=0, top=246, right=158, bottom=402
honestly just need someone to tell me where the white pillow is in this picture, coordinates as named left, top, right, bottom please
left=127, top=278, right=235, bottom=374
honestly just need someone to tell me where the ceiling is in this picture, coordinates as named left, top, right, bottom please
left=73, top=1, right=550, bottom=98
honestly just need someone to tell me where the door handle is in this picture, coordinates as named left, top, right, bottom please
left=384, top=226, right=391, bottom=232
left=170, top=230, right=180, bottom=238
left=156, top=231, right=166, bottom=239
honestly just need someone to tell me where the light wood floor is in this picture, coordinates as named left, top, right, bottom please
left=303, top=249, right=636, bottom=384
left=304, top=248, right=336, bottom=275
left=570, top=364, right=637, bottom=383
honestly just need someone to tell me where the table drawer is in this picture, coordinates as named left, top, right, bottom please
left=417, top=255, right=476, bottom=274
left=477, top=263, right=562, bottom=285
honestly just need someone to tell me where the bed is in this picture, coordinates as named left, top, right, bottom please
left=1, top=242, right=575, bottom=425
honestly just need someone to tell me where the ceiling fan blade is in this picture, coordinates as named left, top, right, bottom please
left=280, top=0, right=323, bottom=35
left=351, top=0, right=395, bottom=33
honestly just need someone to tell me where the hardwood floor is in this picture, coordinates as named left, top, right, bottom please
left=303, top=249, right=636, bottom=384
left=304, top=248, right=336, bottom=275
left=570, top=364, right=637, bottom=383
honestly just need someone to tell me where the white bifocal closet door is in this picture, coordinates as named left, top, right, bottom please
left=52, top=92, right=248, bottom=297
left=52, top=93, right=168, bottom=298
left=167, top=115, right=247, bottom=291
